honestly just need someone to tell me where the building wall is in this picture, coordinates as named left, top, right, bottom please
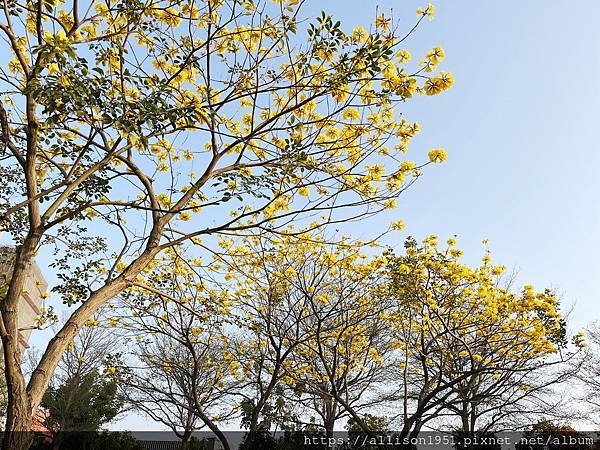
left=0, top=246, right=47, bottom=348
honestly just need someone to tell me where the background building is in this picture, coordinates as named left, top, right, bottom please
left=0, top=246, right=47, bottom=349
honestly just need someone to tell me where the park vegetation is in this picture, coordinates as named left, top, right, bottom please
left=0, top=0, right=595, bottom=449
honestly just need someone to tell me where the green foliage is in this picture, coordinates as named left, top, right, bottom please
left=346, top=414, right=388, bottom=434
left=239, top=394, right=296, bottom=433
left=516, top=422, right=595, bottom=450
left=346, top=415, right=388, bottom=450
left=30, top=431, right=144, bottom=450
left=181, top=436, right=209, bottom=450
left=41, top=370, right=123, bottom=432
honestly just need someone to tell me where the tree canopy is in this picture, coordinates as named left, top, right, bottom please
left=0, top=0, right=453, bottom=447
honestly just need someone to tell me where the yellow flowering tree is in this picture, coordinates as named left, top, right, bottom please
left=382, top=236, right=579, bottom=439
left=281, top=248, right=395, bottom=437
left=220, top=233, right=316, bottom=440
left=0, top=0, right=453, bottom=445
left=117, top=249, right=237, bottom=449
left=216, top=230, right=396, bottom=441
left=118, top=231, right=395, bottom=448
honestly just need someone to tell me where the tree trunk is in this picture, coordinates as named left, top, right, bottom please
left=2, top=305, right=35, bottom=450
left=2, top=395, right=34, bottom=450
left=193, top=409, right=230, bottom=450
left=1, top=237, right=40, bottom=450
left=460, top=402, right=472, bottom=447
left=323, top=397, right=336, bottom=444
left=179, top=431, right=190, bottom=450
left=324, top=419, right=335, bottom=446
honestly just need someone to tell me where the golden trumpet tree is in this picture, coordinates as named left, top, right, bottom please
left=116, top=248, right=237, bottom=448
left=220, top=231, right=395, bottom=439
left=382, top=236, right=578, bottom=439
left=0, top=0, right=452, bottom=446
left=113, top=231, right=394, bottom=448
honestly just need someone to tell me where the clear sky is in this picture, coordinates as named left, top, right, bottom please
left=321, top=0, right=600, bottom=332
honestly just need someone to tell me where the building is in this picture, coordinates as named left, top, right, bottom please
left=0, top=246, right=47, bottom=349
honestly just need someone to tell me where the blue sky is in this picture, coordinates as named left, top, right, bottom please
left=321, top=0, right=600, bottom=331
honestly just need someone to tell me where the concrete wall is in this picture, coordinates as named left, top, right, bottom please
left=0, top=246, right=47, bottom=348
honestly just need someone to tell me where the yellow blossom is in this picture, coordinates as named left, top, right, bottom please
left=428, top=148, right=447, bottom=163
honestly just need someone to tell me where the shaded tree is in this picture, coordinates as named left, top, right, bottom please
left=41, top=371, right=123, bottom=448
left=515, top=421, right=595, bottom=450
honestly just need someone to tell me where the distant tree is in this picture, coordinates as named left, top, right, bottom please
left=346, top=414, right=389, bottom=449
left=515, top=421, right=595, bottom=450
left=119, top=249, right=237, bottom=450
left=223, top=232, right=396, bottom=439
left=577, top=324, right=600, bottom=424
left=42, top=370, right=123, bottom=433
left=381, top=236, right=583, bottom=440
left=38, top=324, right=124, bottom=449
